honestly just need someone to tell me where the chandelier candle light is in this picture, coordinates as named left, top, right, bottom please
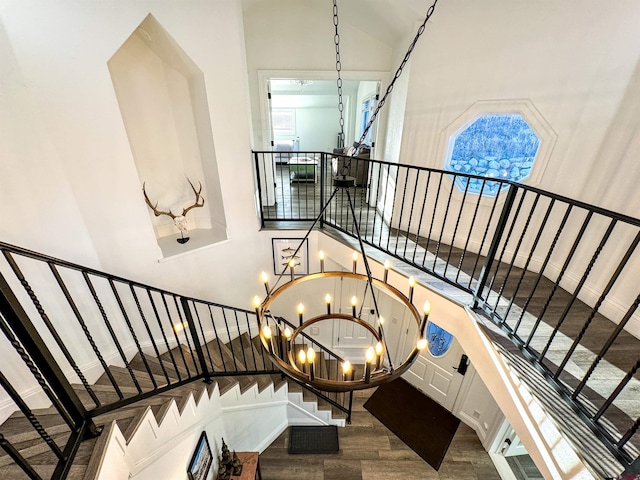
left=252, top=180, right=433, bottom=393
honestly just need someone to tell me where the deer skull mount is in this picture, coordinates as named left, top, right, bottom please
left=143, top=179, right=205, bottom=244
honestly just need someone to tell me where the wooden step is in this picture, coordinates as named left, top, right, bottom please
left=0, top=337, right=287, bottom=479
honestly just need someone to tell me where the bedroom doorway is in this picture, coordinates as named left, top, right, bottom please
left=266, top=77, right=381, bottom=158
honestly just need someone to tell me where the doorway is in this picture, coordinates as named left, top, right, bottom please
left=265, top=77, right=381, bottom=156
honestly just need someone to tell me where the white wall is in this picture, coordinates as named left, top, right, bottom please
left=294, top=107, right=340, bottom=152
left=0, top=0, right=285, bottom=415
left=0, top=0, right=264, bottom=307
left=397, top=1, right=640, bottom=207
left=242, top=0, right=393, bottom=150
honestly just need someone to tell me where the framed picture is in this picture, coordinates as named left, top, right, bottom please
left=272, top=238, right=309, bottom=276
left=187, top=431, right=213, bottom=480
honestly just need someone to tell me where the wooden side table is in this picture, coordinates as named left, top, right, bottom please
left=229, top=452, right=261, bottom=480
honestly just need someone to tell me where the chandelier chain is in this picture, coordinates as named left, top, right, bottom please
left=356, top=0, right=440, bottom=149
left=333, top=0, right=345, bottom=147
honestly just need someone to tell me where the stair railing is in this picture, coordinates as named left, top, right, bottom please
left=254, top=150, right=640, bottom=471
left=270, top=315, right=354, bottom=424
left=0, top=242, right=282, bottom=480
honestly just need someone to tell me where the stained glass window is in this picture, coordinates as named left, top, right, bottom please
left=426, top=322, right=454, bottom=357
left=445, top=114, right=540, bottom=196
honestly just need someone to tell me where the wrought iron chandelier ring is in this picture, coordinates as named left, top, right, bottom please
left=256, top=270, right=430, bottom=392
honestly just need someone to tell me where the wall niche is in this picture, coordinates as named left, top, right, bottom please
left=108, top=14, right=227, bottom=258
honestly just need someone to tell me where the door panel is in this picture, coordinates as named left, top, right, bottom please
left=404, top=338, right=465, bottom=411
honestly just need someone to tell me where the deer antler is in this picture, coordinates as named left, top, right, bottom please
left=143, top=182, right=177, bottom=219
left=142, top=179, right=205, bottom=219
left=181, top=179, right=205, bottom=216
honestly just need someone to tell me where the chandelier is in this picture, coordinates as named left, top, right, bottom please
left=252, top=177, right=432, bottom=392
left=252, top=0, right=439, bottom=392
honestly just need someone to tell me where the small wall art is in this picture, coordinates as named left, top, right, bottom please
left=187, top=431, right=213, bottom=480
left=272, top=238, right=309, bottom=276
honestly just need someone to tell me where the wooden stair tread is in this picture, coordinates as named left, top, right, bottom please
left=0, top=331, right=347, bottom=479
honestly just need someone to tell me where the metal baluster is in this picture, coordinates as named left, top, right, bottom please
left=473, top=184, right=518, bottom=310
left=320, top=153, right=326, bottom=228
left=193, top=303, right=214, bottom=373
left=0, top=270, right=98, bottom=436
left=254, top=152, right=266, bottom=227
left=456, top=179, right=487, bottom=287
left=510, top=198, right=556, bottom=335
left=234, top=310, right=249, bottom=369
left=173, top=296, right=200, bottom=374
left=0, top=326, right=70, bottom=454
left=594, top=359, right=640, bottom=422
left=573, top=294, right=640, bottom=398
left=467, top=179, right=501, bottom=291
left=208, top=305, right=226, bottom=373
left=525, top=209, right=593, bottom=346
left=49, top=264, right=117, bottom=407
left=432, top=173, right=457, bottom=274
left=412, top=170, right=431, bottom=264
left=394, top=166, right=411, bottom=256
left=0, top=433, right=44, bottom=480
left=377, top=165, right=391, bottom=248
left=179, top=298, right=211, bottom=383
left=368, top=162, right=382, bottom=247
left=402, top=169, right=419, bottom=259
left=147, top=290, right=180, bottom=382
left=84, top=273, right=136, bottom=395
left=384, top=165, right=399, bottom=252
left=162, top=294, right=191, bottom=378
left=486, top=188, right=527, bottom=316
left=244, top=311, right=259, bottom=371
left=2, top=253, right=100, bottom=405
left=490, top=191, right=538, bottom=318
left=421, top=172, right=444, bottom=268
left=443, top=174, right=471, bottom=279
left=109, top=279, right=155, bottom=390
left=538, top=216, right=616, bottom=360
left=130, top=285, right=168, bottom=385
left=222, top=309, right=239, bottom=371
left=554, top=230, right=640, bottom=379
left=617, top=414, right=640, bottom=449
left=521, top=204, right=573, bottom=346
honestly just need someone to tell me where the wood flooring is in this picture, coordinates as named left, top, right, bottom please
left=260, top=389, right=501, bottom=480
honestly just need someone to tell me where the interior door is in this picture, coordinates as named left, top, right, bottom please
left=262, top=80, right=277, bottom=206
left=404, top=337, right=466, bottom=411
left=332, top=276, right=374, bottom=349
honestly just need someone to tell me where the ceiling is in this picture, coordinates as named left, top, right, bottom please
left=241, top=0, right=428, bottom=46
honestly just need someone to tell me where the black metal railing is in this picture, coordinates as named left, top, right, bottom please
left=269, top=315, right=353, bottom=423
left=254, top=150, right=640, bottom=470
left=0, top=242, right=295, bottom=480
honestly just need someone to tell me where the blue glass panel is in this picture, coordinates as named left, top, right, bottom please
left=446, top=114, right=540, bottom=196
left=426, top=322, right=454, bottom=357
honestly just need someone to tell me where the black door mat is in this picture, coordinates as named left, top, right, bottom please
left=364, top=377, right=460, bottom=470
left=287, top=425, right=340, bottom=454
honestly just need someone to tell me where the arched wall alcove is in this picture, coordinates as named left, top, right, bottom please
left=108, top=14, right=227, bottom=258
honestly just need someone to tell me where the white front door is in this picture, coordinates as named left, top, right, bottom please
left=404, top=337, right=466, bottom=411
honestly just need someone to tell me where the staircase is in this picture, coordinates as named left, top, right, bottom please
left=0, top=331, right=350, bottom=480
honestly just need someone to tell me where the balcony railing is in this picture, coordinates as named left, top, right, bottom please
left=254, top=150, right=640, bottom=472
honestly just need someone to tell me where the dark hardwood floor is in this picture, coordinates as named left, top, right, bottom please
left=260, top=389, right=501, bottom=480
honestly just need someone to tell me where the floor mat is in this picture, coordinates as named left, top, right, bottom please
left=287, top=425, right=340, bottom=454
left=364, top=377, right=460, bottom=470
